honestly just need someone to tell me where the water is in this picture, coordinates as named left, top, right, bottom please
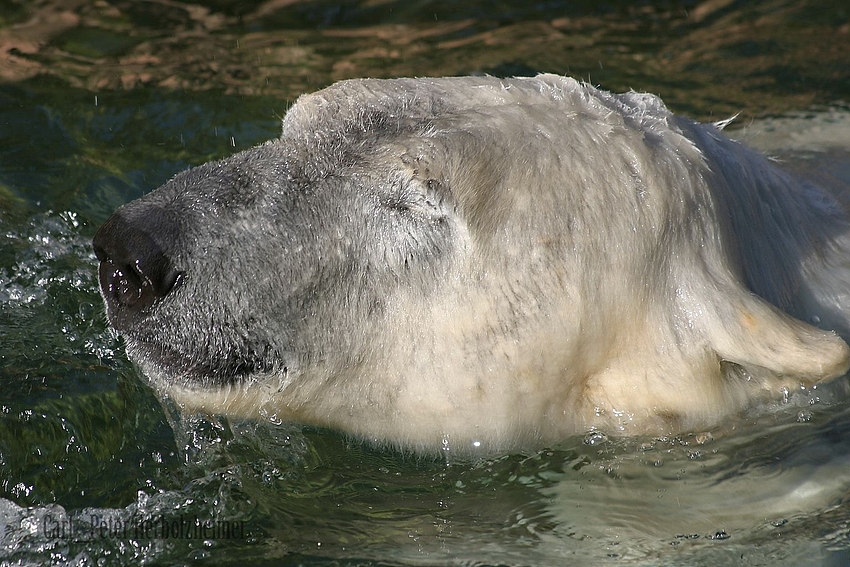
left=1, top=0, right=849, bottom=565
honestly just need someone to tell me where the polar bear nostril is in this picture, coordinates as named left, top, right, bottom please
left=98, top=259, right=144, bottom=308
left=93, top=209, right=182, bottom=316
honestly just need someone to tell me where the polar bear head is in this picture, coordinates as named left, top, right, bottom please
left=93, top=75, right=850, bottom=453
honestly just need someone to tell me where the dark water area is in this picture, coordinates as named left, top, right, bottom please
left=1, top=0, right=850, bottom=565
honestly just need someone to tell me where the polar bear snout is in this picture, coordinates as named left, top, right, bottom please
left=93, top=206, right=183, bottom=329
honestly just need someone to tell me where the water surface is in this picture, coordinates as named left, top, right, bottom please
left=1, top=1, right=850, bottom=565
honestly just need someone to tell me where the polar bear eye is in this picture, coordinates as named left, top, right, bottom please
left=384, top=178, right=451, bottom=222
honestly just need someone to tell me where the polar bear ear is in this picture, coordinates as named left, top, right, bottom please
left=706, top=288, right=850, bottom=384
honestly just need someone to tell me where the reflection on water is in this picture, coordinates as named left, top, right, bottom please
left=5, top=393, right=850, bottom=565
left=1, top=0, right=848, bottom=120
left=1, top=0, right=850, bottom=565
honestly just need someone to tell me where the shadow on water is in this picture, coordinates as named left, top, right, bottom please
left=1, top=0, right=850, bottom=565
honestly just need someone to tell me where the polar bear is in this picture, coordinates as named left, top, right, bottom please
left=93, top=74, right=850, bottom=454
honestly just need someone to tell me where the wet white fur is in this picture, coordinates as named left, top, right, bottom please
left=155, top=75, right=850, bottom=454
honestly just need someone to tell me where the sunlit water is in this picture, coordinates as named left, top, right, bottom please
left=1, top=1, right=850, bottom=565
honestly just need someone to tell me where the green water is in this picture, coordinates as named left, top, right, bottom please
left=1, top=0, right=850, bottom=565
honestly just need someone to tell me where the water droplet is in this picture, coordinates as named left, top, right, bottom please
left=797, top=410, right=812, bottom=422
left=584, top=431, right=608, bottom=446
left=694, top=432, right=713, bottom=445
left=259, top=407, right=283, bottom=425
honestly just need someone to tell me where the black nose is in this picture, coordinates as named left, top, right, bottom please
left=92, top=207, right=182, bottom=317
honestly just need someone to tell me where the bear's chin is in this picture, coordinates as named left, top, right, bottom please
left=125, top=339, right=279, bottom=389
